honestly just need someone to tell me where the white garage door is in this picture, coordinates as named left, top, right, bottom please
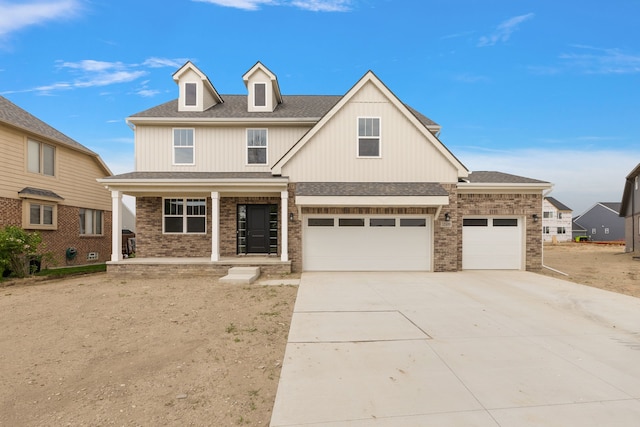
left=303, top=216, right=431, bottom=271
left=462, top=217, right=523, bottom=270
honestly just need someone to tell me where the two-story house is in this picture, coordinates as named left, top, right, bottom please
left=0, top=95, right=112, bottom=268
left=573, top=202, right=624, bottom=242
left=620, top=163, right=640, bottom=255
left=100, top=61, right=552, bottom=275
left=542, top=197, right=573, bottom=242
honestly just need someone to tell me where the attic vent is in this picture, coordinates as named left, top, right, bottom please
left=87, top=252, right=98, bottom=261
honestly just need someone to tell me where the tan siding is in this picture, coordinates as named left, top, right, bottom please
left=281, top=81, right=459, bottom=183
left=0, top=123, right=111, bottom=211
left=135, top=125, right=310, bottom=172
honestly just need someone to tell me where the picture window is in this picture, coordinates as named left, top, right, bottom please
left=164, top=198, right=206, bottom=233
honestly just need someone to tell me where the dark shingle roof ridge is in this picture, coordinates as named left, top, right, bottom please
left=0, top=95, right=96, bottom=155
left=600, top=202, right=621, bottom=212
left=545, top=196, right=572, bottom=211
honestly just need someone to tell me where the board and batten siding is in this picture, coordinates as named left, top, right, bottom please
left=280, top=82, right=460, bottom=183
left=135, top=125, right=310, bottom=172
left=0, top=124, right=112, bottom=211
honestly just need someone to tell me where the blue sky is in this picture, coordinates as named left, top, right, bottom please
left=1, top=0, right=639, bottom=215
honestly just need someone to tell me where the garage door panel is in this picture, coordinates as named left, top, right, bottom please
left=304, top=216, right=431, bottom=271
left=462, top=217, right=523, bottom=270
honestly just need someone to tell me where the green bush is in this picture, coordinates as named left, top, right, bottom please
left=0, top=226, right=45, bottom=278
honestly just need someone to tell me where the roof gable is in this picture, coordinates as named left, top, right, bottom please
left=242, top=61, right=282, bottom=112
left=272, top=70, right=467, bottom=177
left=172, top=61, right=223, bottom=111
left=545, top=197, right=572, bottom=211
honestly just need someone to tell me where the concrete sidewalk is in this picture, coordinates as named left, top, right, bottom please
left=270, top=271, right=640, bottom=426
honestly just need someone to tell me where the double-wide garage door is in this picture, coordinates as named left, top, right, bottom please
left=303, top=215, right=431, bottom=271
left=462, top=217, right=523, bottom=270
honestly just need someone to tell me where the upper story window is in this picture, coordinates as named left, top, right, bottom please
left=247, top=129, right=267, bottom=165
left=254, top=83, right=266, bottom=107
left=185, top=83, right=197, bottom=106
left=173, top=129, right=194, bottom=165
left=163, top=198, right=206, bottom=234
left=357, top=117, right=380, bottom=157
left=27, top=139, right=55, bottom=176
left=636, top=176, right=639, bottom=190
left=80, top=208, right=103, bottom=235
left=557, top=212, right=563, bottom=219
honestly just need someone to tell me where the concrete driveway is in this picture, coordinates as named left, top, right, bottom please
left=270, top=271, right=640, bottom=426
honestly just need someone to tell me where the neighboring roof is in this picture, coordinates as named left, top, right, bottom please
left=545, top=196, right=572, bottom=211
left=296, top=182, right=449, bottom=197
left=0, top=95, right=112, bottom=175
left=600, top=202, right=621, bottom=213
left=465, top=171, right=550, bottom=184
left=103, top=171, right=281, bottom=180
left=572, top=219, right=587, bottom=231
left=18, top=187, right=64, bottom=200
left=620, top=162, right=640, bottom=217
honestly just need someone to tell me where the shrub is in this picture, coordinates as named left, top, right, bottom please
left=0, top=226, right=45, bottom=278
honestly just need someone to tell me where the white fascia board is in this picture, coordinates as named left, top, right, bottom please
left=126, top=116, right=319, bottom=126
left=457, top=182, right=553, bottom=193
left=295, top=195, right=450, bottom=207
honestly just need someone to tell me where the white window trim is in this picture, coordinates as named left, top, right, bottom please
left=356, top=117, right=382, bottom=158
left=162, top=197, right=207, bottom=234
left=172, top=128, right=195, bottom=166
left=184, top=82, right=198, bottom=107
left=246, top=128, right=268, bottom=166
left=80, top=208, right=104, bottom=236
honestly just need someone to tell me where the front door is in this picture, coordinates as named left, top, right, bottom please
left=246, top=205, right=271, bottom=253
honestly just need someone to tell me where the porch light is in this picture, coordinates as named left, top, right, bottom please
left=444, top=212, right=451, bottom=221
left=532, top=214, right=539, bottom=222
left=289, top=212, right=294, bottom=221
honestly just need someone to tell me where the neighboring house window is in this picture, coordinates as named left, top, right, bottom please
left=254, top=83, right=266, bottom=107
left=247, top=129, right=267, bottom=165
left=557, top=227, right=566, bottom=234
left=604, top=228, right=610, bottom=234
left=543, top=226, right=550, bottom=234
left=27, top=202, right=55, bottom=229
left=163, top=198, right=206, bottom=233
left=79, top=209, right=103, bottom=235
left=173, top=129, right=194, bottom=165
left=557, top=212, right=563, bottom=219
left=185, top=83, right=197, bottom=106
left=636, top=176, right=639, bottom=190
left=27, top=139, right=55, bottom=176
left=592, top=228, right=597, bottom=234
left=357, top=117, right=381, bottom=157
left=543, top=211, right=553, bottom=219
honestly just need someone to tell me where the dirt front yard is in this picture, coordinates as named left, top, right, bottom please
left=0, top=274, right=298, bottom=426
left=1, top=243, right=639, bottom=426
left=540, top=242, right=640, bottom=297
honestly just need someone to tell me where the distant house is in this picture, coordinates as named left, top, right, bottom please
left=0, top=95, right=113, bottom=267
left=542, top=197, right=572, bottom=242
left=620, top=163, right=640, bottom=255
left=572, top=218, right=588, bottom=241
left=573, top=202, right=624, bottom=242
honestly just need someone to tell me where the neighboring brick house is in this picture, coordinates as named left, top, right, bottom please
left=0, top=95, right=112, bottom=268
left=620, top=163, right=640, bottom=255
left=542, top=197, right=573, bottom=242
left=100, top=61, right=551, bottom=275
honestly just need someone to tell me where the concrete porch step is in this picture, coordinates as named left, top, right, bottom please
left=219, top=266, right=261, bottom=284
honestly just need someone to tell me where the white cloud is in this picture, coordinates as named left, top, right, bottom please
left=143, top=57, right=189, bottom=68
left=0, top=0, right=81, bottom=38
left=560, top=45, right=640, bottom=74
left=455, top=147, right=636, bottom=215
left=478, top=13, right=534, bottom=47
left=192, top=0, right=350, bottom=11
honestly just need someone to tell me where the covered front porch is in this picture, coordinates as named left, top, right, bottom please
left=98, top=172, right=293, bottom=275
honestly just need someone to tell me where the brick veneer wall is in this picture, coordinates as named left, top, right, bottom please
left=0, top=197, right=112, bottom=268
left=136, top=197, right=212, bottom=257
left=457, top=192, right=543, bottom=270
left=433, top=184, right=458, bottom=272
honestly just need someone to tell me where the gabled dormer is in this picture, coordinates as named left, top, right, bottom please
left=172, top=61, right=223, bottom=112
left=242, top=62, right=282, bottom=113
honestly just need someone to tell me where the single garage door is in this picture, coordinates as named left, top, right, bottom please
left=303, top=216, right=431, bottom=271
left=462, top=217, right=523, bottom=270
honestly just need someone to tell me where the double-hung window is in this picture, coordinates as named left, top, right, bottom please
left=173, top=129, right=194, bottom=165
left=163, top=198, right=206, bottom=234
left=80, top=209, right=103, bottom=235
left=247, top=129, right=267, bottom=165
left=27, top=139, right=55, bottom=176
left=357, top=117, right=380, bottom=157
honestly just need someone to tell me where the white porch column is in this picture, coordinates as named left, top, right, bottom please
left=280, top=190, right=289, bottom=262
left=211, top=192, right=220, bottom=261
left=111, top=190, right=122, bottom=262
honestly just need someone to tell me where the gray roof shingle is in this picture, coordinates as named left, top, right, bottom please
left=18, top=187, right=64, bottom=200
left=466, top=171, right=549, bottom=184
left=545, top=196, right=572, bottom=211
left=296, top=182, right=449, bottom=197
